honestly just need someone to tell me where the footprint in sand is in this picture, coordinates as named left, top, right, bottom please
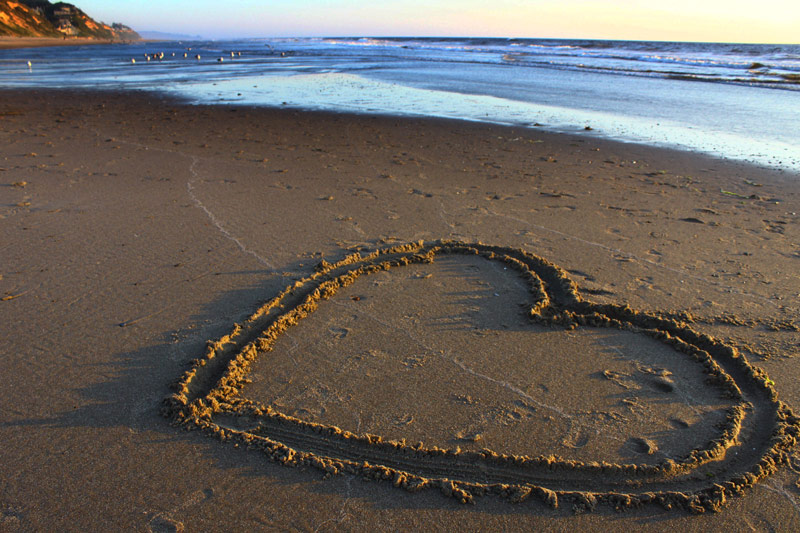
left=649, top=376, right=676, bottom=393
left=148, top=516, right=183, bottom=533
left=628, top=437, right=659, bottom=455
left=147, top=488, right=213, bottom=533
left=561, top=424, right=592, bottom=449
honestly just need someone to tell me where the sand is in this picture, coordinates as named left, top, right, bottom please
left=0, top=37, right=130, bottom=50
left=1, top=88, right=799, bottom=531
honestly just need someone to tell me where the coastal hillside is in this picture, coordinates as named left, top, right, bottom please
left=0, top=0, right=139, bottom=40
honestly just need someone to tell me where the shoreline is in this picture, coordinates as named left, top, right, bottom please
left=0, top=36, right=144, bottom=50
left=9, top=85, right=796, bottom=183
left=142, top=72, right=800, bottom=175
left=1, top=87, right=798, bottom=530
left=3, top=39, right=796, bottom=174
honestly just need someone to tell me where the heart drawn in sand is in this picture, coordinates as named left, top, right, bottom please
left=163, top=241, right=800, bottom=513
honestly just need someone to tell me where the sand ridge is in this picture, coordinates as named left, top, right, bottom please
left=162, top=240, right=800, bottom=514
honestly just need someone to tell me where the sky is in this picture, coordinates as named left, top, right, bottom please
left=77, top=0, right=800, bottom=44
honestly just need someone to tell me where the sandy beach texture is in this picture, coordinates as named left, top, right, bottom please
left=1, top=88, right=799, bottom=531
left=0, top=37, right=128, bottom=49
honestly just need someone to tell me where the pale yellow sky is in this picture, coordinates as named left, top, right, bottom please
left=84, top=1, right=800, bottom=43
left=469, top=1, right=800, bottom=43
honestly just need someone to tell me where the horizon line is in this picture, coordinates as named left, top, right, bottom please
left=138, top=33, right=800, bottom=46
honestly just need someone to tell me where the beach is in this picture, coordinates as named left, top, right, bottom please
left=0, top=37, right=126, bottom=50
left=1, top=88, right=799, bottom=531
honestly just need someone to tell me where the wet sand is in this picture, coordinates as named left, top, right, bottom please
left=0, top=37, right=131, bottom=50
left=1, top=88, right=799, bottom=530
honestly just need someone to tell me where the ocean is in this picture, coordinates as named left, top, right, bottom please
left=1, top=37, right=799, bottom=172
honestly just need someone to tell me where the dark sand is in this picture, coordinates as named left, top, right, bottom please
left=1, top=89, right=799, bottom=531
left=0, top=37, right=129, bottom=49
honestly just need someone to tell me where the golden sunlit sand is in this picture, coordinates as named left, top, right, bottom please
left=1, top=88, right=799, bottom=530
left=165, top=240, right=799, bottom=513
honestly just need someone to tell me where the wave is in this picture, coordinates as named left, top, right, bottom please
left=309, top=37, right=800, bottom=90
left=332, top=38, right=800, bottom=88
left=319, top=37, right=800, bottom=71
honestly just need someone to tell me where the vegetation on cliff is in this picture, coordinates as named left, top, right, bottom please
left=0, top=0, right=139, bottom=40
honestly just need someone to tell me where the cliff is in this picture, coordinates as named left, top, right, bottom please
left=0, top=0, right=140, bottom=41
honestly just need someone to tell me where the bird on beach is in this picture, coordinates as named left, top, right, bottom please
left=195, top=54, right=201, bottom=60
left=131, top=58, right=136, bottom=64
